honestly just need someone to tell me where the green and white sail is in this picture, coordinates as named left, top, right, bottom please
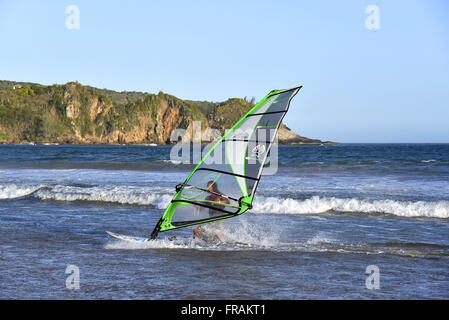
left=150, top=86, right=302, bottom=239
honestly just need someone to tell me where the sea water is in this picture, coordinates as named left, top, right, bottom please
left=0, top=144, right=448, bottom=299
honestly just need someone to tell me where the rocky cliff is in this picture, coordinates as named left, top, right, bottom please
left=0, top=81, right=334, bottom=145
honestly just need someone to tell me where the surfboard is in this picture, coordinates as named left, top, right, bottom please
left=106, top=231, right=179, bottom=242
left=106, top=231, right=150, bottom=242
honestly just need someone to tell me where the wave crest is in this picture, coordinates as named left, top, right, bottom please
left=2, top=183, right=448, bottom=219
left=0, top=184, right=172, bottom=208
left=252, top=196, right=449, bottom=218
left=0, top=184, right=48, bottom=199
left=35, top=186, right=172, bottom=208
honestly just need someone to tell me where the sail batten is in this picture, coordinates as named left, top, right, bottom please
left=150, top=86, right=302, bottom=239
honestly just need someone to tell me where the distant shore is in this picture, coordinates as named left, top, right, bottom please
left=0, top=141, right=338, bottom=146
left=0, top=80, right=337, bottom=147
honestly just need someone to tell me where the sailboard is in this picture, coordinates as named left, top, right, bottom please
left=106, top=231, right=150, bottom=242
left=106, top=86, right=302, bottom=242
left=149, top=86, right=302, bottom=240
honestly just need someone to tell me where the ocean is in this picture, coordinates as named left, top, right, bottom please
left=0, top=143, right=448, bottom=299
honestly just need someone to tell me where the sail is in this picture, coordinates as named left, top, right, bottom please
left=150, top=86, right=302, bottom=239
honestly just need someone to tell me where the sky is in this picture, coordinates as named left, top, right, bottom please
left=0, top=0, right=448, bottom=143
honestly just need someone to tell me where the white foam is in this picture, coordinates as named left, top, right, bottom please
left=0, top=184, right=46, bottom=199
left=252, top=196, right=449, bottom=218
left=306, top=234, right=336, bottom=245
left=158, top=159, right=183, bottom=165
left=104, top=237, right=197, bottom=250
left=105, top=219, right=284, bottom=251
left=35, top=185, right=172, bottom=208
left=3, top=181, right=448, bottom=219
left=216, top=218, right=282, bottom=247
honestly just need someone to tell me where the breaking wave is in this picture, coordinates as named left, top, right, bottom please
left=0, top=184, right=172, bottom=208
left=35, top=185, right=172, bottom=208
left=252, top=196, right=449, bottom=219
left=0, top=184, right=49, bottom=199
left=2, top=183, right=448, bottom=218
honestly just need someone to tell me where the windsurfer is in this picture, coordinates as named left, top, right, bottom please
left=193, top=181, right=229, bottom=241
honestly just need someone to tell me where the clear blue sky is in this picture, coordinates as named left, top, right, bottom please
left=1, top=0, right=448, bottom=142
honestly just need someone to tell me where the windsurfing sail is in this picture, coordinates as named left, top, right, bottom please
left=150, top=86, right=302, bottom=239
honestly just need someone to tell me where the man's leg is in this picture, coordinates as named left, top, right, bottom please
left=193, top=226, right=204, bottom=237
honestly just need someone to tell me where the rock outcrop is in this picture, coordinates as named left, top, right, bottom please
left=0, top=81, right=335, bottom=145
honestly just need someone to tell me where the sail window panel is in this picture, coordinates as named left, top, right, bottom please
left=170, top=202, right=234, bottom=226
left=255, top=113, right=284, bottom=131
left=198, top=140, right=258, bottom=198
left=180, top=169, right=245, bottom=207
left=264, top=91, right=297, bottom=113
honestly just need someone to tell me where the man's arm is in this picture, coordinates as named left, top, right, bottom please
left=220, top=196, right=230, bottom=204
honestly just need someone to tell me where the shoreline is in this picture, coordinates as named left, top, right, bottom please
left=0, top=141, right=339, bottom=146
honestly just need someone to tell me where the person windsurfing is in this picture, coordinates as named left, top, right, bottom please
left=193, top=181, right=229, bottom=241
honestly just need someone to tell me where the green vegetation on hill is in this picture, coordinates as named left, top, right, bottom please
left=0, top=80, right=333, bottom=145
